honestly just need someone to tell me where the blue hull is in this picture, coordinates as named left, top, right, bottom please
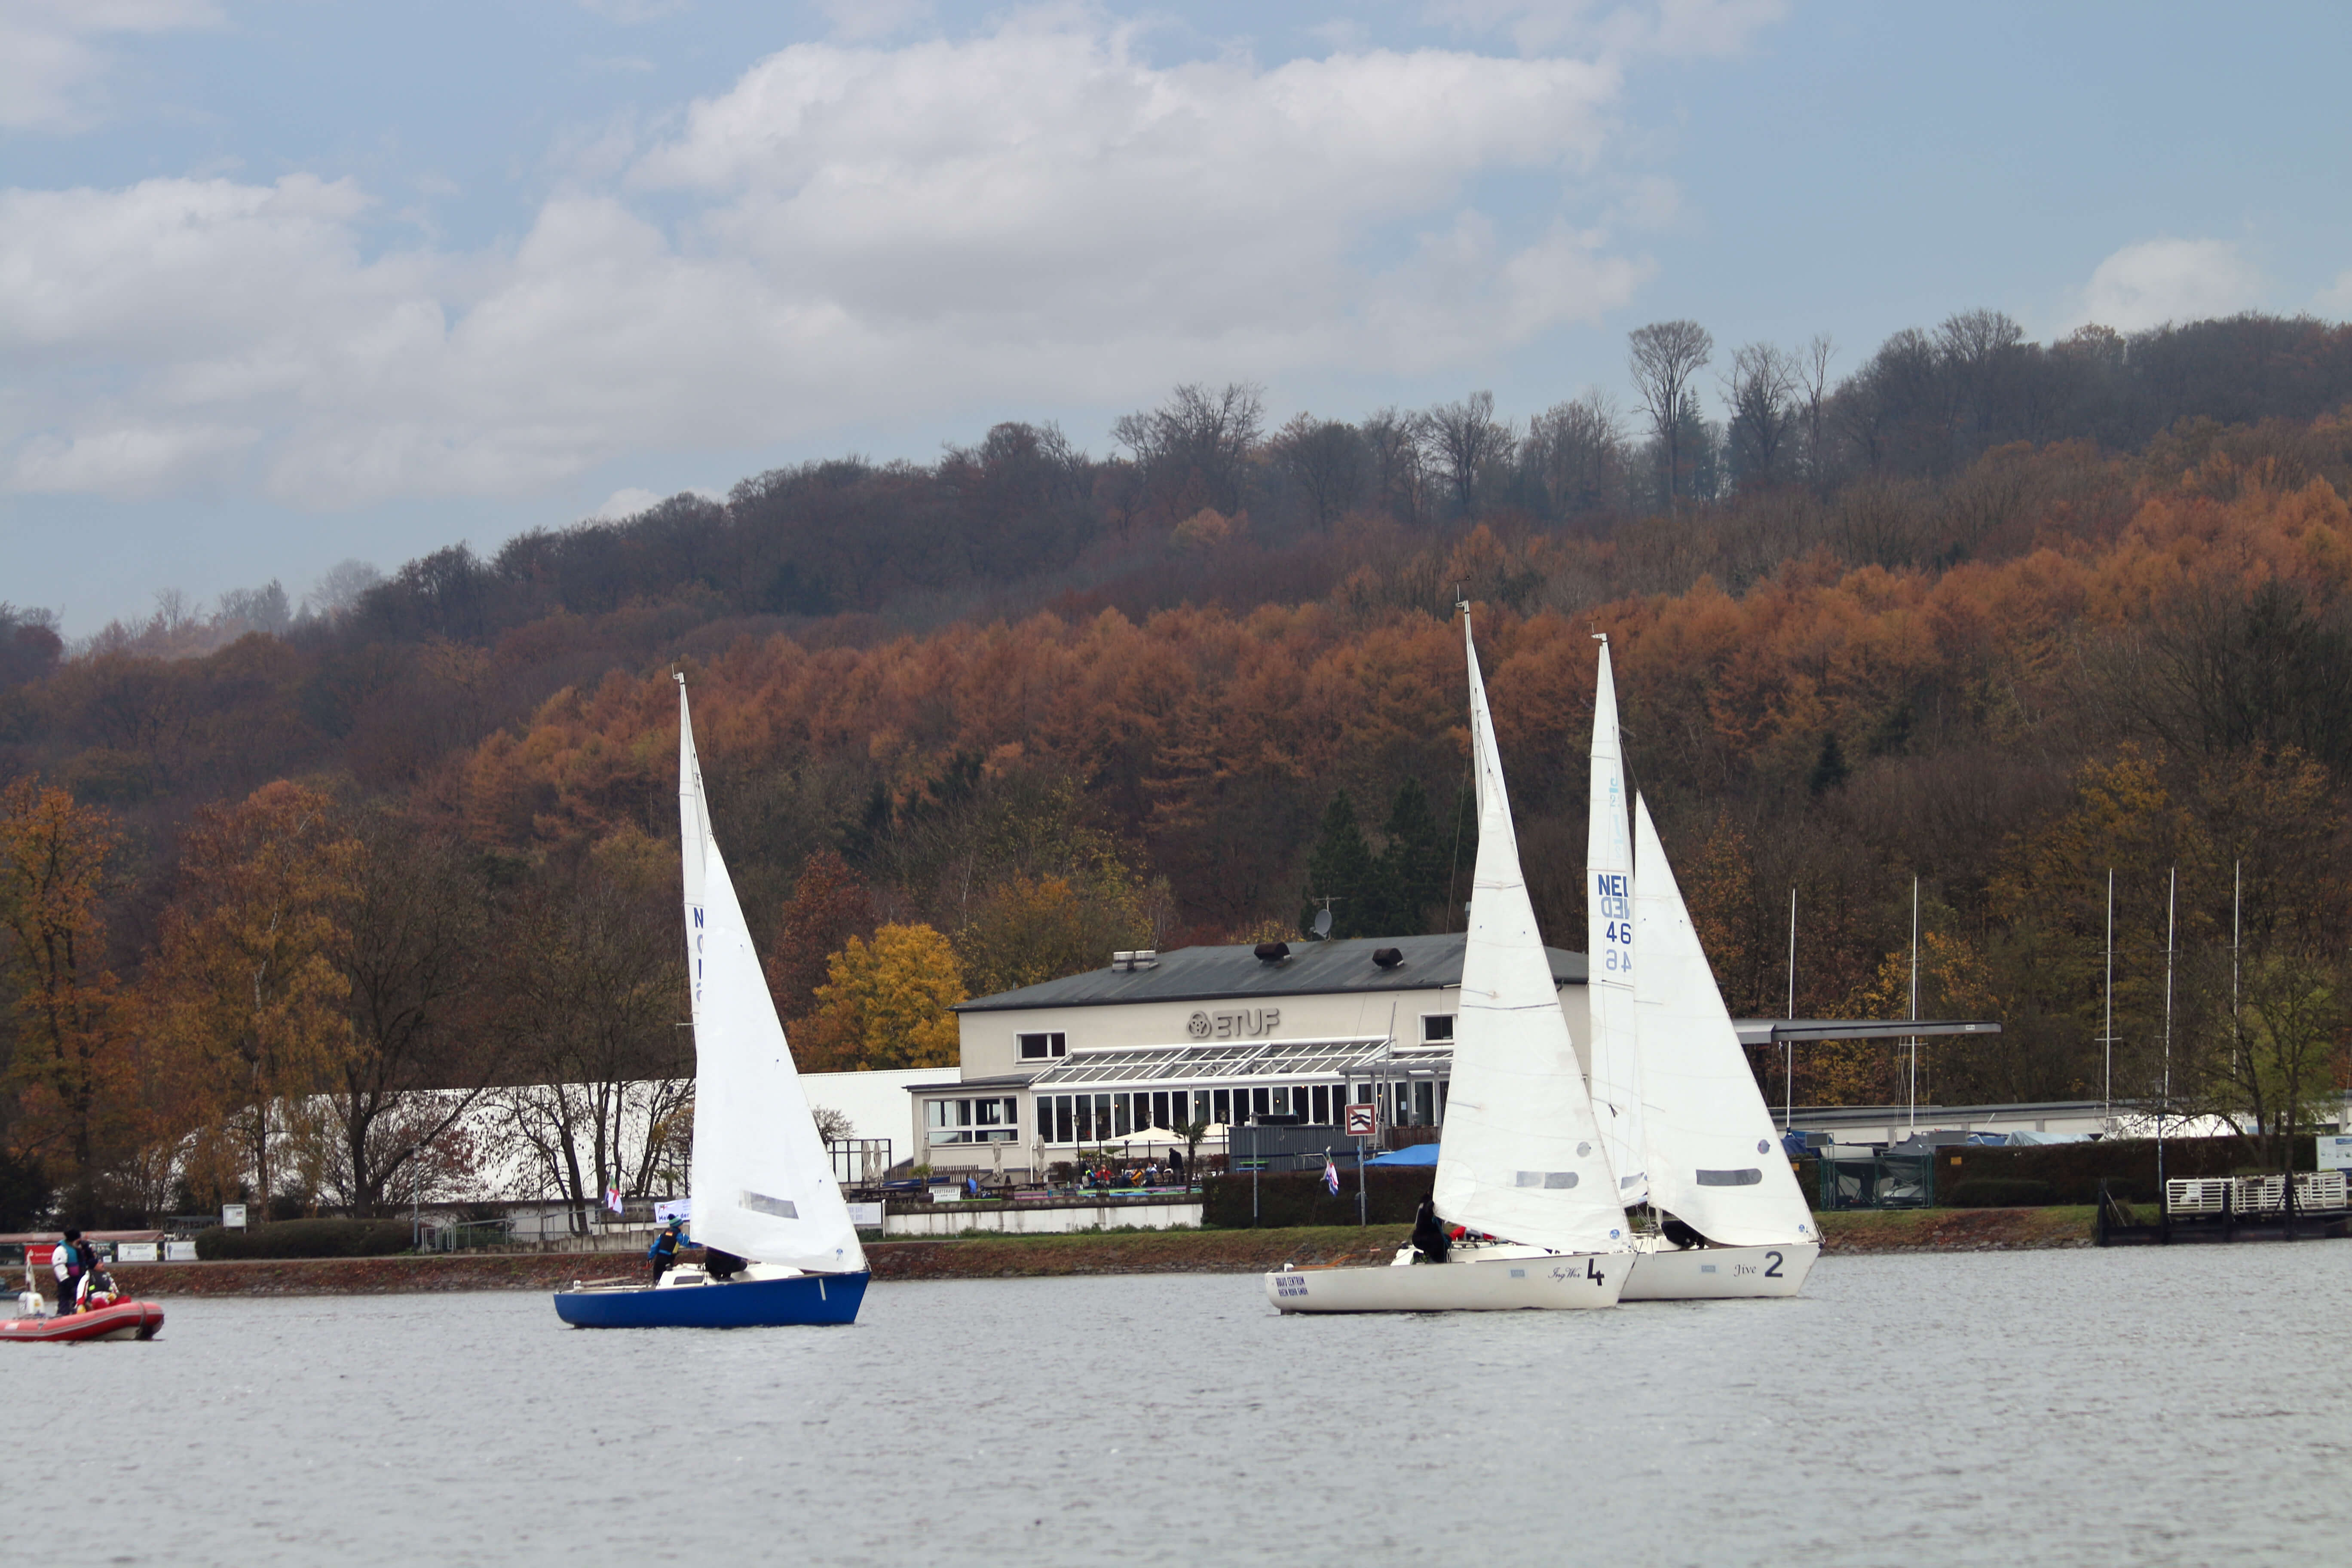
left=552, top=1271, right=868, bottom=1329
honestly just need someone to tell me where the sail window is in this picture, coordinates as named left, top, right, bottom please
left=741, top=1191, right=799, bottom=1219
left=1515, top=1171, right=1579, bottom=1189
left=1695, top=1168, right=1763, bottom=1186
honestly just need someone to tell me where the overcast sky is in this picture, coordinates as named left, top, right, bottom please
left=5, top=0, right=2349, bottom=633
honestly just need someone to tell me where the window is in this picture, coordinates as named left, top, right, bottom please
left=1422, top=1014, right=1456, bottom=1043
left=1018, top=1032, right=1068, bottom=1060
left=927, top=1097, right=1019, bottom=1144
left=1311, top=1085, right=1329, bottom=1124
left=1212, top=1088, right=1231, bottom=1126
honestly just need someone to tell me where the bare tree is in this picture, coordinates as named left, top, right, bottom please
left=327, top=811, right=498, bottom=1216
left=1269, top=413, right=1368, bottom=528
left=1112, top=383, right=1265, bottom=519
left=1627, top=321, right=1714, bottom=507
left=1522, top=392, right=1627, bottom=519
left=1722, top=343, right=1798, bottom=488
left=1359, top=407, right=1426, bottom=525
left=1420, top=391, right=1511, bottom=515
left=1795, top=334, right=1837, bottom=485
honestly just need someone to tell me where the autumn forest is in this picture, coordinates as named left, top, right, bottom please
left=6, top=308, right=2352, bottom=1227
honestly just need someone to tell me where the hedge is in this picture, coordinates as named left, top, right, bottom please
left=1202, top=1169, right=1433, bottom=1228
left=193, top=1218, right=415, bottom=1260
left=1945, top=1178, right=2056, bottom=1208
left=1934, top=1137, right=2305, bottom=1207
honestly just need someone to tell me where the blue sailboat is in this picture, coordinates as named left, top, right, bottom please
left=554, top=677, right=871, bottom=1329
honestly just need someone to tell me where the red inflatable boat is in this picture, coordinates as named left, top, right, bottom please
left=2, top=1301, right=164, bottom=1343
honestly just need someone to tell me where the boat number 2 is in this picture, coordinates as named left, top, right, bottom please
left=1763, top=1251, right=1783, bottom=1278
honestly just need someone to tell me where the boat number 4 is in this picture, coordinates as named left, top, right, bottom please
left=1549, top=1258, right=1608, bottom=1287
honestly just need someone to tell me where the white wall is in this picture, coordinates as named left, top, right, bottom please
left=801, top=1066, right=960, bottom=1161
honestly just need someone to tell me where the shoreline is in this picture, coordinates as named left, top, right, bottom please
left=76, top=1207, right=2106, bottom=1298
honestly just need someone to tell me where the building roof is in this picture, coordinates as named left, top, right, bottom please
left=953, top=932, right=1585, bottom=1014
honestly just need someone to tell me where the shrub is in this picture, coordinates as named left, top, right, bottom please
left=1945, top=1178, right=2056, bottom=1208
left=193, top=1219, right=415, bottom=1260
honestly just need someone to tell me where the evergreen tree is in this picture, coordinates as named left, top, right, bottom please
left=1299, top=790, right=1378, bottom=939
left=1378, top=778, right=1448, bottom=936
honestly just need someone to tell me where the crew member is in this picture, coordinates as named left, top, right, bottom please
left=52, top=1229, right=86, bottom=1315
left=77, top=1260, right=121, bottom=1312
left=1410, top=1198, right=1450, bottom=1264
left=647, top=1219, right=684, bottom=1287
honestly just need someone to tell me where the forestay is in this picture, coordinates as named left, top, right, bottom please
left=678, top=684, right=865, bottom=1274
left=1431, top=614, right=1631, bottom=1258
left=1584, top=637, right=1647, bottom=1206
left=1631, top=795, right=1814, bottom=1248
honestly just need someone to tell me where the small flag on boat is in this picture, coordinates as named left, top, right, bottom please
left=604, top=1185, right=624, bottom=1214
left=1323, top=1157, right=1341, bottom=1195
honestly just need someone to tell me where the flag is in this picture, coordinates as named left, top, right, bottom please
left=604, top=1185, right=625, bottom=1214
left=1323, top=1157, right=1341, bottom=1195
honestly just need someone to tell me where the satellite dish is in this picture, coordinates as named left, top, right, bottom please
left=1312, top=907, right=1334, bottom=938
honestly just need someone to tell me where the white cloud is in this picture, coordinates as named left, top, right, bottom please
left=592, top=487, right=665, bottom=519
left=0, top=0, right=219, bottom=131
left=2078, top=238, right=2266, bottom=333
left=1426, top=0, right=1785, bottom=58
left=0, top=12, right=1675, bottom=509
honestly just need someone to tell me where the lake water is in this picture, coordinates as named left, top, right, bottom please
left=14, top=1245, right=2348, bottom=1567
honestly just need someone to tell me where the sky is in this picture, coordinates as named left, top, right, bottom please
left=4, top=0, right=2349, bottom=634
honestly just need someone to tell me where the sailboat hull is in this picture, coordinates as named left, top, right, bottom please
left=1265, top=1253, right=1627, bottom=1313
left=554, top=1270, right=869, bottom=1328
left=1620, top=1241, right=1818, bottom=1300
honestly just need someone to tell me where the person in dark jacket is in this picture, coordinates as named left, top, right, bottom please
left=647, top=1220, right=684, bottom=1287
left=1410, top=1199, right=1450, bottom=1264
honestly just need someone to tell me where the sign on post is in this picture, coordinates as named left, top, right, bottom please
left=1344, top=1102, right=1379, bottom=1139
left=221, top=1203, right=248, bottom=1230
left=2319, top=1135, right=2352, bottom=1173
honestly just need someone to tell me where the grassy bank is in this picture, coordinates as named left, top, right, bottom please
left=90, top=1208, right=2094, bottom=1297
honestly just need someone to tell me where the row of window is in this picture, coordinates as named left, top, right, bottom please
left=1031, top=1080, right=1442, bottom=1144
left=1020, top=1017, right=1454, bottom=1061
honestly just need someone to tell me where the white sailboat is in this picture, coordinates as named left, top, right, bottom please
left=1618, top=791, right=1819, bottom=1299
left=555, top=677, right=870, bottom=1328
left=1265, top=611, right=1630, bottom=1313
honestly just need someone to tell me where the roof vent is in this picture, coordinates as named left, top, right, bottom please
left=1253, top=941, right=1291, bottom=963
left=1110, top=950, right=1159, bottom=972
left=1371, top=946, right=1404, bottom=969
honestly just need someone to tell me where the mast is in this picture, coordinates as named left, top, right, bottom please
left=2102, top=868, right=2114, bottom=1119
left=1785, top=887, right=1796, bottom=1130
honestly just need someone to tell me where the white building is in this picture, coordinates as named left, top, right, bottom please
left=906, top=934, right=2003, bottom=1181
left=909, top=934, right=1580, bottom=1179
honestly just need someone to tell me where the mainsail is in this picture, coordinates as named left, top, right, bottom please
left=1431, top=613, right=1631, bottom=1256
left=1584, top=637, right=1647, bottom=1206
left=1631, top=795, right=1815, bottom=1248
left=678, top=682, right=866, bottom=1274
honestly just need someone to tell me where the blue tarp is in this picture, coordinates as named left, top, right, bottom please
left=1364, top=1143, right=1440, bottom=1167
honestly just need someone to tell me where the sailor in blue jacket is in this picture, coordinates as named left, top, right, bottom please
left=647, top=1220, right=684, bottom=1287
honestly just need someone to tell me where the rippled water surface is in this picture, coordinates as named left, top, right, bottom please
left=15, top=1246, right=2350, bottom=1567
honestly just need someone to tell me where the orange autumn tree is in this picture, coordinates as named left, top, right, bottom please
left=145, top=780, right=361, bottom=1215
left=798, top=924, right=964, bottom=1071
left=0, top=778, right=136, bottom=1223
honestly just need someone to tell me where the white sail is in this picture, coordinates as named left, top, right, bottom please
left=1584, top=637, right=1647, bottom=1206
left=678, top=683, right=865, bottom=1274
left=1631, top=795, right=1815, bottom=1247
left=1432, top=612, right=1630, bottom=1256
left=678, top=677, right=709, bottom=1017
